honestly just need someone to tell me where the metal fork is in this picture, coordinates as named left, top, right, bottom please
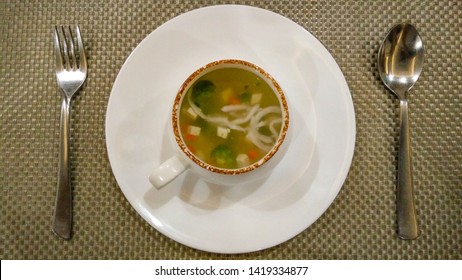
left=52, top=26, right=87, bottom=240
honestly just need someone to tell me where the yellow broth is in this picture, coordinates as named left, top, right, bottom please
left=178, top=67, right=283, bottom=169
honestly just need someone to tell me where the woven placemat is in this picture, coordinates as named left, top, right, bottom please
left=1, top=0, right=461, bottom=259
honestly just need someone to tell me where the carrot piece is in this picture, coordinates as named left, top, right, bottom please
left=185, top=134, right=197, bottom=141
left=229, top=97, right=241, bottom=105
left=247, top=149, right=259, bottom=160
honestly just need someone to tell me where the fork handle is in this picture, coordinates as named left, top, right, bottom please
left=53, top=96, right=72, bottom=240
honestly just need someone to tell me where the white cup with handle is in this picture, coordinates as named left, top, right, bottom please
left=149, top=59, right=290, bottom=189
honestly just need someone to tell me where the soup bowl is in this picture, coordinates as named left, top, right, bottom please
left=149, top=59, right=290, bottom=189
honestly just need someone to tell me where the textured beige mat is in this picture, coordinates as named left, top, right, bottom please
left=1, top=0, right=460, bottom=259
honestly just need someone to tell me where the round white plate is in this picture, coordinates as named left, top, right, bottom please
left=106, top=5, right=355, bottom=254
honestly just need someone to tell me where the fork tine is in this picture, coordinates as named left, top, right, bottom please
left=53, top=26, right=64, bottom=72
left=65, top=26, right=77, bottom=70
left=75, top=26, right=87, bottom=72
left=60, top=26, right=70, bottom=70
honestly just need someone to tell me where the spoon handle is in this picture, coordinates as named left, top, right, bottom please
left=397, top=100, right=419, bottom=239
left=52, top=97, right=72, bottom=240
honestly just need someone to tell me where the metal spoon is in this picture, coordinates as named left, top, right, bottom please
left=378, top=23, right=424, bottom=239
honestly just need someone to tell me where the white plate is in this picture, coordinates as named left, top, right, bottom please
left=106, top=5, right=355, bottom=254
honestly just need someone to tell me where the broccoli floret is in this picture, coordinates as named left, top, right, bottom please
left=211, top=144, right=235, bottom=168
left=191, top=80, right=215, bottom=108
left=239, top=91, right=251, bottom=103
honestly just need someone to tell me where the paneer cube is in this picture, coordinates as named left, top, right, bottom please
left=236, top=154, right=250, bottom=168
left=217, top=126, right=230, bottom=139
left=251, top=93, right=262, bottom=105
left=187, top=125, right=201, bottom=136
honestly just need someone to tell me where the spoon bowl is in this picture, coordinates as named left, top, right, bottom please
left=378, top=23, right=424, bottom=240
left=378, top=23, right=424, bottom=99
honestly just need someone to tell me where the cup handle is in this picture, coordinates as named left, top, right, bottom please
left=149, top=155, right=189, bottom=189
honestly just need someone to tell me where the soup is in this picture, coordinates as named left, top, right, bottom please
left=178, top=66, right=284, bottom=170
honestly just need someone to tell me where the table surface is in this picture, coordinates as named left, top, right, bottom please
left=1, top=0, right=461, bottom=259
